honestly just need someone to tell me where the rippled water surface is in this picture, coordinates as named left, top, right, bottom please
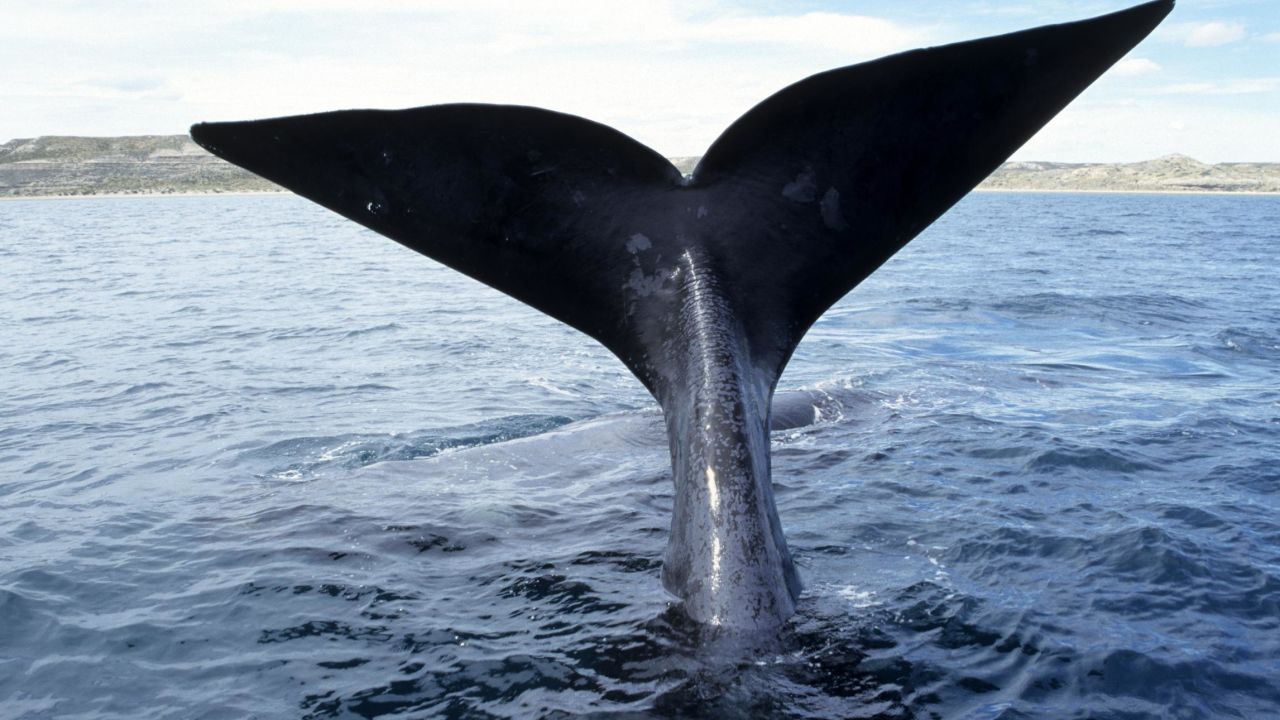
left=2, top=192, right=1278, bottom=719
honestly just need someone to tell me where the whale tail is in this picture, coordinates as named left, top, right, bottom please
left=192, top=0, right=1172, bottom=627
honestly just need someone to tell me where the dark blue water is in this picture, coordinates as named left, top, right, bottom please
left=2, top=192, right=1277, bottom=719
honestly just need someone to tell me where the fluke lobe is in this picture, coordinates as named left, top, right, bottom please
left=191, top=1, right=1173, bottom=630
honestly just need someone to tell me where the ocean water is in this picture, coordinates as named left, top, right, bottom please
left=1, top=191, right=1277, bottom=719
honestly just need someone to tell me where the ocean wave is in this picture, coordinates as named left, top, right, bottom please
left=342, top=322, right=404, bottom=338
left=1204, top=326, right=1280, bottom=359
left=238, top=414, right=575, bottom=482
left=1025, top=445, right=1161, bottom=474
left=990, top=292, right=1210, bottom=328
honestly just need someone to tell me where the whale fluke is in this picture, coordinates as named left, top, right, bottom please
left=192, top=0, right=1172, bottom=628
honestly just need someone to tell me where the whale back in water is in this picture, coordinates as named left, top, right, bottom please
left=191, top=0, right=1173, bottom=629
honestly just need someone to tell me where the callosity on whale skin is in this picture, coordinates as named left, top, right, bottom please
left=190, top=0, right=1174, bottom=628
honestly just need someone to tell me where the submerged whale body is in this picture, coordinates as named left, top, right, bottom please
left=191, top=1, right=1173, bottom=629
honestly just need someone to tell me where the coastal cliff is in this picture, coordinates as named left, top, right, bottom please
left=0, top=135, right=278, bottom=196
left=979, top=154, right=1280, bottom=194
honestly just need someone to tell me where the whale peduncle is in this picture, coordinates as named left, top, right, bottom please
left=653, top=251, right=799, bottom=628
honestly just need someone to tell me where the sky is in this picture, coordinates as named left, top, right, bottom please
left=1, top=0, right=1275, bottom=162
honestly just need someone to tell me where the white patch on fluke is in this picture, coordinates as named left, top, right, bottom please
left=626, top=270, right=664, bottom=297
left=626, top=233, right=652, bottom=254
left=781, top=167, right=817, bottom=202
left=820, top=187, right=847, bottom=231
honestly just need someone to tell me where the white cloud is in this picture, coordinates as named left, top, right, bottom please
left=1181, top=21, right=1246, bottom=47
left=1113, top=58, right=1161, bottom=77
left=1013, top=101, right=1280, bottom=163
left=1153, top=78, right=1280, bottom=95
left=1264, top=32, right=1280, bottom=43
left=689, top=13, right=924, bottom=56
left=1, top=1, right=1274, bottom=164
left=0, top=1, right=934, bottom=150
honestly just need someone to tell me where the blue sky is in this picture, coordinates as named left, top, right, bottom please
left=1, top=0, right=1275, bottom=162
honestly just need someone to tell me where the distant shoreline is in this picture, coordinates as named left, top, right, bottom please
left=4, top=188, right=1278, bottom=202
left=6, top=136, right=1280, bottom=198
left=0, top=190, right=287, bottom=202
left=6, top=136, right=1280, bottom=197
left=973, top=188, right=1280, bottom=197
